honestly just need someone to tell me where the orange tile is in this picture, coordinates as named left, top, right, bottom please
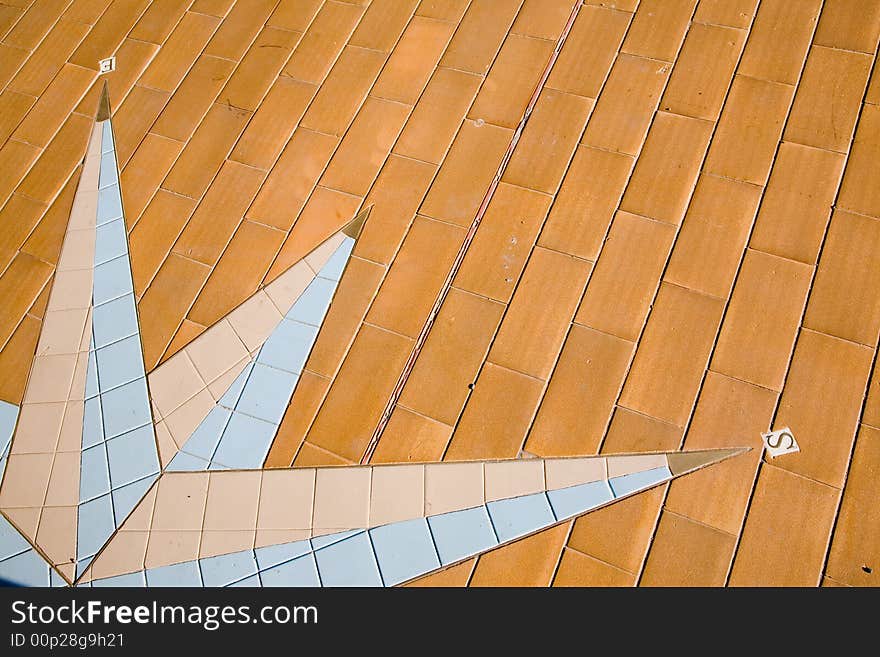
left=665, top=372, right=775, bottom=534
left=3, top=0, right=64, bottom=49
left=394, top=67, right=482, bottom=164
left=366, top=215, right=466, bottom=338
left=300, top=46, right=386, bottom=138
left=293, top=442, right=352, bottom=466
left=445, top=362, right=544, bottom=460
left=785, top=46, right=872, bottom=153
left=568, top=485, right=665, bottom=572
left=0, top=4, right=21, bottom=38
left=161, top=103, right=251, bottom=199
left=111, top=86, right=171, bottom=169
left=120, top=133, right=183, bottom=226
left=664, top=174, right=761, bottom=298
left=503, top=89, right=593, bottom=193
left=129, top=190, right=197, bottom=297
left=660, top=23, right=745, bottom=121
left=694, top=0, right=758, bottom=28
left=230, top=77, right=316, bottom=170
left=282, top=0, right=364, bottom=85
left=470, top=524, right=569, bottom=586
left=526, top=324, right=633, bottom=456
left=640, top=511, right=735, bottom=586
left=137, top=254, right=211, bottom=370
left=349, top=0, right=418, bottom=52
left=17, top=113, right=91, bottom=204
left=12, top=64, right=95, bottom=148
left=371, top=16, right=456, bottom=105
left=729, top=464, right=839, bottom=586
left=398, top=288, right=504, bottom=425
left=74, top=38, right=160, bottom=117
left=865, top=368, right=880, bottom=429
left=264, top=371, right=330, bottom=467
left=137, top=11, right=220, bottom=91
left=603, top=407, right=682, bottom=452
left=0, top=315, right=40, bottom=404
left=621, top=0, right=696, bottom=62
left=355, top=154, right=437, bottom=265
left=469, top=34, right=555, bottom=129
left=439, top=0, right=522, bottom=75
left=826, top=424, right=880, bottom=587
left=306, top=256, right=385, bottom=377
left=306, top=324, right=414, bottom=461
left=0, top=252, right=53, bottom=349
left=163, top=319, right=206, bottom=362
left=511, top=0, right=574, bottom=40
left=129, top=0, right=189, bottom=43
left=371, top=407, right=452, bottom=464
left=538, top=145, right=633, bottom=260
left=405, top=559, right=474, bottom=587
left=814, top=0, right=880, bottom=53
left=246, top=129, right=339, bottom=231
left=581, top=53, right=669, bottom=155
left=0, top=194, right=47, bottom=270
left=264, top=187, right=361, bottom=282
left=805, top=210, right=880, bottom=346
left=748, top=143, right=845, bottom=265
left=620, top=111, right=713, bottom=225
left=619, top=283, right=724, bottom=426
left=712, top=250, right=812, bottom=390
left=547, top=4, right=631, bottom=97
left=868, top=64, right=880, bottom=105
left=838, top=104, right=880, bottom=219
left=0, top=91, right=35, bottom=146
left=738, top=0, right=821, bottom=85
left=68, top=0, right=149, bottom=70
left=19, top=172, right=77, bottom=265
left=319, top=97, right=410, bottom=196
left=774, top=329, right=873, bottom=488
left=420, top=119, right=513, bottom=226
left=172, top=161, right=265, bottom=266
left=0, top=140, right=41, bottom=209
left=703, top=75, right=793, bottom=186
left=190, top=0, right=235, bottom=17
left=490, top=248, right=592, bottom=380
left=554, top=548, right=634, bottom=586
left=187, top=220, right=285, bottom=328
left=151, top=55, right=236, bottom=142
left=454, top=183, right=551, bottom=302
left=10, top=21, right=90, bottom=96
left=267, top=0, right=322, bottom=31
left=204, top=0, right=277, bottom=61
left=575, top=212, right=675, bottom=342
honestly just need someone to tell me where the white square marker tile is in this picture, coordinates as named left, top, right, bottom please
left=424, top=462, right=484, bottom=516
left=92, top=256, right=134, bottom=306
left=313, top=467, right=371, bottom=531
left=94, top=218, right=127, bottom=266
left=545, top=457, right=607, bottom=491
left=258, top=469, right=316, bottom=530
left=485, top=459, right=545, bottom=502
left=369, top=465, right=425, bottom=526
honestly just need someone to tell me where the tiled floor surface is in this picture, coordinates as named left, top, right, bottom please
left=0, top=0, right=878, bottom=586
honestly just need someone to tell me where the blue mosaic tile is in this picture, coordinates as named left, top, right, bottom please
left=95, top=335, right=145, bottom=392
left=369, top=518, right=440, bottom=586
left=82, top=396, right=105, bottom=449
left=96, top=185, right=123, bottom=226
left=314, top=533, right=382, bottom=587
left=286, top=277, right=335, bottom=327
left=260, top=553, right=320, bottom=587
left=50, top=568, right=68, bottom=587
left=80, top=444, right=111, bottom=502
left=258, top=319, right=317, bottom=375
left=91, top=293, right=137, bottom=347
left=177, top=406, right=232, bottom=461
left=487, top=492, right=556, bottom=543
left=428, top=506, right=499, bottom=566
left=106, top=424, right=158, bottom=488
left=234, top=363, right=297, bottom=425
left=146, top=560, right=202, bottom=587
left=227, top=573, right=261, bottom=587
left=94, top=218, right=127, bottom=265
left=0, top=516, right=31, bottom=561
left=92, top=256, right=134, bottom=307
left=166, top=451, right=212, bottom=472
left=92, top=571, right=146, bottom=587
left=101, top=121, right=114, bottom=153
left=609, top=466, right=672, bottom=498
left=100, top=377, right=151, bottom=439
left=547, top=480, right=614, bottom=521
left=310, top=529, right=362, bottom=551
left=0, top=550, right=49, bottom=586
left=200, top=550, right=258, bottom=587
left=98, top=151, right=118, bottom=189
left=320, top=239, right=354, bottom=282
left=218, top=362, right=254, bottom=409
left=85, top=348, right=99, bottom=399
left=77, top=493, right=115, bottom=560
left=210, top=412, right=276, bottom=469
left=111, top=474, right=157, bottom=527
left=255, top=539, right=312, bottom=571
left=0, top=401, right=19, bottom=479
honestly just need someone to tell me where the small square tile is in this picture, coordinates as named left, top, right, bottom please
left=487, top=492, right=556, bottom=543
left=200, top=549, right=258, bottom=586
left=370, top=465, right=424, bottom=526
left=607, top=453, right=668, bottom=478
left=424, top=462, right=484, bottom=515
left=106, top=424, right=159, bottom=488
left=95, top=335, right=145, bottom=391
left=80, top=444, right=111, bottom=502
left=485, top=459, right=545, bottom=502
left=258, top=320, right=318, bottom=375
left=92, top=294, right=138, bottom=347
left=152, top=473, right=209, bottom=531
left=92, top=256, right=134, bottom=306
left=100, top=377, right=151, bottom=439
left=94, top=218, right=127, bottom=266
left=545, top=457, right=607, bottom=490
left=260, top=552, right=320, bottom=587
left=609, top=466, right=671, bottom=497
left=370, top=517, right=440, bottom=586
left=314, top=532, right=382, bottom=587
left=428, top=506, right=498, bottom=566
left=234, top=363, right=298, bottom=425
left=211, top=412, right=277, bottom=469
left=257, top=469, right=316, bottom=530
left=203, top=471, right=262, bottom=531
left=313, top=467, right=371, bottom=531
